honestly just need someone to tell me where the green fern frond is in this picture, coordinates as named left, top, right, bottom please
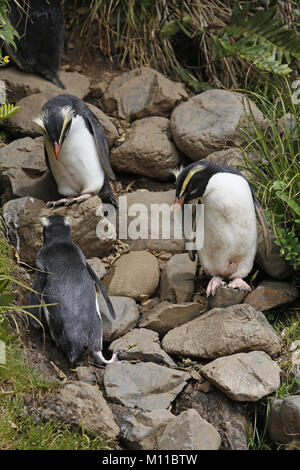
left=0, top=103, right=20, bottom=121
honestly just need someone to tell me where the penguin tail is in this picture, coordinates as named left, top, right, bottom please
left=50, top=75, right=66, bottom=89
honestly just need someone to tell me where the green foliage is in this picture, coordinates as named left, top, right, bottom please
left=0, top=102, right=20, bottom=120
left=0, top=0, right=19, bottom=65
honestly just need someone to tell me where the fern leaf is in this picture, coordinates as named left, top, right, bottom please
left=0, top=103, right=20, bottom=121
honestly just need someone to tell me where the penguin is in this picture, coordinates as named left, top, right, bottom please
left=6, top=0, right=65, bottom=88
left=33, top=94, right=117, bottom=208
left=172, top=160, right=271, bottom=297
left=28, top=215, right=118, bottom=367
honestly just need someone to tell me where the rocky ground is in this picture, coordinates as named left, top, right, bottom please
left=0, top=39, right=299, bottom=451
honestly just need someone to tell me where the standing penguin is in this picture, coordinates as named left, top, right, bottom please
left=172, top=161, right=271, bottom=296
left=28, top=215, right=118, bottom=366
left=6, top=0, right=65, bottom=88
left=33, top=94, right=117, bottom=208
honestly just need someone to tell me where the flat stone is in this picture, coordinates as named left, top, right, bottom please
left=162, top=303, right=281, bottom=359
left=244, top=281, right=298, bottom=311
left=109, top=328, right=176, bottom=366
left=160, top=253, right=197, bottom=303
left=104, top=362, right=190, bottom=411
left=200, top=351, right=281, bottom=401
left=97, top=295, right=140, bottom=342
left=208, top=285, right=248, bottom=309
left=268, top=395, right=300, bottom=445
left=157, top=409, right=221, bottom=450
left=139, top=301, right=204, bottom=336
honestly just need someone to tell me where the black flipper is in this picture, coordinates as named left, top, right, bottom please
left=86, top=263, right=116, bottom=320
left=98, top=173, right=118, bottom=209
left=85, top=109, right=116, bottom=181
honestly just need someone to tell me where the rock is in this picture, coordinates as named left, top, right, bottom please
left=157, top=409, right=221, bottom=450
left=76, top=366, right=97, bottom=385
left=160, top=253, right=197, bottom=303
left=268, top=396, right=300, bottom=445
left=87, top=257, right=107, bottom=280
left=200, top=351, right=281, bottom=401
left=139, top=301, right=204, bottom=336
left=205, top=148, right=251, bottom=178
left=97, top=295, right=140, bottom=342
left=104, top=362, right=190, bottom=411
left=111, top=405, right=174, bottom=450
left=162, top=303, right=281, bottom=359
left=170, top=89, right=265, bottom=160
left=102, top=67, right=188, bottom=120
left=108, top=328, right=176, bottom=366
left=291, top=350, right=300, bottom=379
left=110, top=117, right=183, bottom=180
left=255, top=227, right=294, bottom=279
left=0, top=66, right=90, bottom=102
left=86, top=103, right=119, bottom=147
left=244, top=281, right=298, bottom=311
left=106, top=251, right=160, bottom=301
left=175, top=388, right=250, bottom=450
left=2, top=196, right=115, bottom=264
left=0, top=136, right=59, bottom=202
left=208, top=286, right=248, bottom=309
left=40, top=381, right=119, bottom=438
left=117, top=190, right=185, bottom=253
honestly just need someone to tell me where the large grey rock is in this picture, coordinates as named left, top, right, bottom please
left=109, top=328, right=175, bottom=366
left=2, top=196, right=115, bottom=264
left=255, top=227, right=294, bottom=279
left=170, top=89, right=265, bottom=160
left=117, top=190, right=185, bottom=253
left=200, top=351, right=281, bottom=401
left=97, top=295, right=140, bottom=342
left=104, top=362, right=190, bottom=411
left=244, top=280, right=298, bottom=311
left=268, top=395, right=300, bottom=445
left=106, top=251, right=160, bottom=301
left=102, top=66, right=188, bottom=120
left=139, top=301, right=203, bottom=336
left=110, top=117, right=183, bottom=180
left=160, top=253, right=197, bottom=303
left=40, top=381, right=119, bottom=438
left=162, top=304, right=281, bottom=359
left=112, top=405, right=174, bottom=450
left=157, top=409, right=221, bottom=450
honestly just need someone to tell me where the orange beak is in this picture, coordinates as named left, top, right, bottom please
left=171, top=196, right=185, bottom=212
left=53, top=142, right=60, bottom=160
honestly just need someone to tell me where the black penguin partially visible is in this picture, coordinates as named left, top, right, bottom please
left=6, top=0, right=65, bottom=88
left=28, top=215, right=117, bottom=367
left=33, top=94, right=117, bottom=208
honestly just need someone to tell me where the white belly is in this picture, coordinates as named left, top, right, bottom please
left=197, top=173, right=257, bottom=279
left=45, top=115, right=105, bottom=196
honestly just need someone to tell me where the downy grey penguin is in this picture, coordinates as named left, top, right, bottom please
left=172, top=161, right=271, bottom=297
left=6, top=0, right=65, bottom=88
left=33, top=94, right=117, bottom=208
left=28, top=215, right=118, bottom=366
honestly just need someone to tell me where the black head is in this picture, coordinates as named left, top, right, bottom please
left=41, top=215, right=72, bottom=244
left=33, top=96, right=76, bottom=160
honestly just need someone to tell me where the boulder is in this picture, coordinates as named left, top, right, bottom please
left=162, top=303, right=281, bottom=359
left=110, top=117, right=183, bottom=180
left=208, top=285, right=248, bottom=309
left=102, top=66, right=188, bottom=120
left=160, top=253, right=197, bottom=303
left=255, top=227, right=294, bottom=279
left=170, top=89, right=265, bottom=160
left=106, top=251, right=160, bottom=301
left=200, top=351, right=281, bottom=401
left=97, top=295, right=140, bottom=342
left=104, top=362, right=190, bottom=411
left=244, top=281, right=298, bottom=311
left=268, top=395, right=300, bottom=445
left=157, top=409, right=221, bottom=450
left=2, top=196, right=115, bottom=264
left=109, top=328, right=175, bottom=366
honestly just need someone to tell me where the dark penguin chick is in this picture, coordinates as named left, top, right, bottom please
left=172, top=160, right=271, bottom=297
left=28, top=215, right=118, bottom=367
left=6, top=0, right=65, bottom=88
left=33, top=94, right=117, bottom=208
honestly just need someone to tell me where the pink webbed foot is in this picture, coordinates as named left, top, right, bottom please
left=228, top=278, right=252, bottom=292
left=206, top=276, right=226, bottom=297
left=47, top=194, right=94, bottom=207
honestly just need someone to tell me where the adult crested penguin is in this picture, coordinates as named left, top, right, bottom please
left=6, top=0, right=65, bottom=88
left=33, top=94, right=117, bottom=207
left=172, top=160, right=271, bottom=297
left=28, top=215, right=118, bottom=366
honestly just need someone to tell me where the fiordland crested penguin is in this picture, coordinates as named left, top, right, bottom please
left=6, top=0, right=65, bottom=88
left=33, top=94, right=117, bottom=207
left=172, top=161, right=271, bottom=297
left=28, top=215, right=118, bottom=366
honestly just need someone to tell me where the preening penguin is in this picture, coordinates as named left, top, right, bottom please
left=172, top=161, right=271, bottom=297
left=6, top=0, right=65, bottom=88
left=33, top=94, right=117, bottom=208
left=28, top=215, right=118, bottom=366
